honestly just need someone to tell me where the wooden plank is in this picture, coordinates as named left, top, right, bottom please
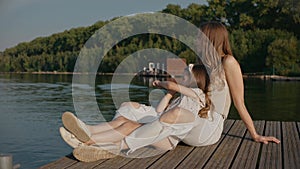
left=258, top=121, right=282, bottom=169
left=282, top=122, right=300, bottom=169
left=39, top=156, right=78, bottom=169
left=203, top=120, right=247, bottom=169
left=39, top=120, right=300, bottom=169
left=120, top=149, right=166, bottom=169
left=66, top=159, right=107, bottom=169
left=231, top=120, right=265, bottom=169
left=94, top=145, right=165, bottom=169
left=176, top=119, right=235, bottom=169
left=93, top=155, right=135, bottom=169
left=146, top=144, right=194, bottom=169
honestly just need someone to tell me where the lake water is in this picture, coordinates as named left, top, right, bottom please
left=0, top=74, right=299, bottom=169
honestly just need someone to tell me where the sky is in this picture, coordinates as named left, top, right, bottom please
left=0, top=0, right=207, bottom=51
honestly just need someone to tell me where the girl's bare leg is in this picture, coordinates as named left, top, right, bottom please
left=87, top=116, right=130, bottom=135
left=87, top=102, right=141, bottom=134
left=86, top=120, right=142, bottom=144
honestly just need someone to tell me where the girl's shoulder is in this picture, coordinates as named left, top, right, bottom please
left=191, top=87, right=204, bottom=93
left=190, top=88, right=205, bottom=98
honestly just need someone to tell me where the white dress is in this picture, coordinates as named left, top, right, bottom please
left=114, top=104, right=158, bottom=123
left=124, top=88, right=207, bottom=154
left=115, top=80, right=231, bottom=155
left=182, top=80, right=231, bottom=146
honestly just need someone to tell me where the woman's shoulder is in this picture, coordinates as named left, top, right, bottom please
left=222, top=55, right=240, bottom=69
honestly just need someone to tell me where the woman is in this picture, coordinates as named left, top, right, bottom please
left=61, top=21, right=280, bottom=162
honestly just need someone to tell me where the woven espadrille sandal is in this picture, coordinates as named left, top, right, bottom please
left=59, top=127, right=84, bottom=148
left=62, top=111, right=91, bottom=142
left=73, top=144, right=119, bottom=162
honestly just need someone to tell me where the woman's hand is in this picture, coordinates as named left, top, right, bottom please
left=253, top=134, right=280, bottom=144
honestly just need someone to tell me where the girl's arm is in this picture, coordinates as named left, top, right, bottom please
left=223, top=55, right=280, bottom=144
left=153, top=80, right=198, bottom=99
left=153, top=80, right=199, bottom=113
left=155, top=91, right=174, bottom=113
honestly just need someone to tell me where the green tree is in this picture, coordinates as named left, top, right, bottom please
left=266, top=37, right=298, bottom=75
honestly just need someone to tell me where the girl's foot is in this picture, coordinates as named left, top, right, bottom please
left=62, top=112, right=91, bottom=142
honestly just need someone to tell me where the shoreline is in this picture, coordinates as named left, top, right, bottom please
left=0, top=71, right=137, bottom=76
left=1, top=72, right=300, bottom=81
left=242, top=74, right=300, bottom=81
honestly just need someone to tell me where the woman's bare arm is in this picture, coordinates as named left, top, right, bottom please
left=223, top=55, right=280, bottom=144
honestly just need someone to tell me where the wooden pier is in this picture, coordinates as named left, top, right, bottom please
left=40, top=120, right=300, bottom=169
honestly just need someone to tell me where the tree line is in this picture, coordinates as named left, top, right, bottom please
left=0, top=0, right=299, bottom=75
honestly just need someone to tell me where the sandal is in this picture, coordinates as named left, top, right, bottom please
left=73, top=143, right=119, bottom=162
left=62, top=112, right=91, bottom=142
left=59, top=127, right=83, bottom=148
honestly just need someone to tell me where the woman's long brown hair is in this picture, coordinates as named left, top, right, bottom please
left=191, top=64, right=211, bottom=118
left=199, top=21, right=232, bottom=57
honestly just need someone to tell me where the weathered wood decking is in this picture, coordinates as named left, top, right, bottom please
left=40, top=120, right=300, bottom=169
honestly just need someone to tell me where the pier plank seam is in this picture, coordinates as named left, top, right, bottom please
left=282, top=122, right=300, bottom=169
left=175, top=119, right=235, bottom=169
left=119, top=150, right=167, bottom=169
left=147, top=143, right=194, bottom=169
left=66, top=159, right=107, bottom=169
left=94, top=147, right=166, bottom=169
left=258, top=121, right=282, bottom=169
left=70, top=157, right=109, bottom=169
left=92, top=155, right=136, bottom=169
left=39, top=156, right=78, bottom=169
left=230, top=120, right=265, bottom=169
left=203, top=120, right=248, bottom=169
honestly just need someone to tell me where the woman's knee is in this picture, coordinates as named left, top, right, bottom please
left=159, top=107, right=181, bottom=124
left=160, top=107, right=194, bottom=124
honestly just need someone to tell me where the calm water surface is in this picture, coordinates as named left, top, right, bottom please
left=0, top=74, right=299, bottom=169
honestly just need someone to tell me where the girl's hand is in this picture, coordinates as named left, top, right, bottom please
left=253, top=134, right=280, bottom=144
left=152, top=80, right=161, bottom=87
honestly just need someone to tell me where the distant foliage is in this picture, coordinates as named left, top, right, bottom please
left=1, top=0, right=299, bottom=75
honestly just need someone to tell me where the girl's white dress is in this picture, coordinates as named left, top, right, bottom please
left=114, top=80, right=231, bottom=155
